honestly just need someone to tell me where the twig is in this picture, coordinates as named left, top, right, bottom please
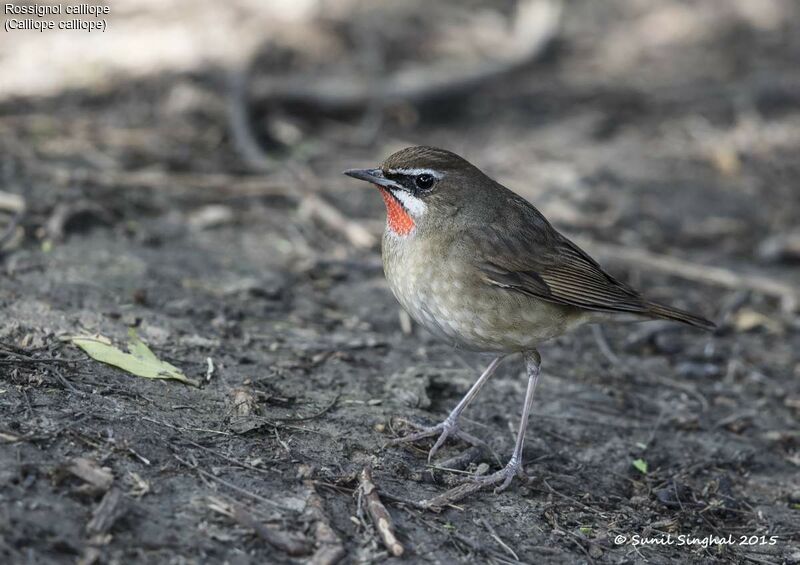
left=86, top=488, right=127, bottom=535
left=403, top=507, right=534, bottom=564
left=181, top=437, right=277, bottom=472
left=0, top=357, right=82, bottom=365
left=479, top=517, right=520, bottom=563
left=229, top=502, right=310, bottom=556
left=573, top=236, right=799, bottom=312
left=304, top=482, right=346, bottom=565
left=423, top=446, right=485, bottom=484
left=289, top=162, right=376, bottom=249
left=269, top=393, right=339, bottom=422
left=297, top=193, right=376, bottom=249
left=541, top=479, right=604, bottom=516
left=141, top=416, right=232, bottom=436
left=312, top=480, right=424, bottom=509
left=418, top=463, right=491, bottom=511
left=173, top=453, right=289, bottom=511
left=359, top=467, right=404, bottom=557
left=51, top=366, right=87, bottom=396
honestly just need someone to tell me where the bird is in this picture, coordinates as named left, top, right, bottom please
left=343, top=146, right=715, bottom=492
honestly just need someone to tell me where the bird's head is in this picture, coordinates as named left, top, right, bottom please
left=344, top=146, right=487, bottom=237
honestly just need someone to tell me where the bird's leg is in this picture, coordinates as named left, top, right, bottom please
left=474, top=350, right=541, bottom=493
left=388, top=356, right=504, bottom=462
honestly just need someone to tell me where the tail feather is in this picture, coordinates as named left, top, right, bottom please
left=645, top=301, right=716, bottom=331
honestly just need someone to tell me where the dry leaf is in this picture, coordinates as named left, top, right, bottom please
left=70, top=329, right=199, bottom=386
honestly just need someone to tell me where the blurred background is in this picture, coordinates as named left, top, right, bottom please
left=1, top=1, right=799, bottom=563
left=3, top=0, right=800, bottom=283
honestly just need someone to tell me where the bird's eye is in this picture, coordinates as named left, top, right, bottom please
left=415, top=174, right=435, bottom=191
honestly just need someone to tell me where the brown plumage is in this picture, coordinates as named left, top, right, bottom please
left=344, top=145, right=715, bottom=495
left=464, top=203, right=715, bottom=330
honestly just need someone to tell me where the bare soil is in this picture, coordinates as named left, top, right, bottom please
left=1, top=1, right=799, bottom=563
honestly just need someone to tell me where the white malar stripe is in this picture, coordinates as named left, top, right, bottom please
left=390, top=189, right=428, bottom=217
left=385, top=167, right=444, bottom=179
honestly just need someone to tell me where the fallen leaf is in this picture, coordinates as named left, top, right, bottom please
left=70, top=329, right=199, bottom=386
left=632, top=458, right=648, bottom=474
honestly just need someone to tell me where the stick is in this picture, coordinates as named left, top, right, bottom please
left=173, top=454, right=288, bottom=510
left=572, top=236, right=800, bottom=312
left=298, top=194, right=376, bottom=249
left=305, top=482, right=346, bottom=565
left=418, top=481, right=485, bottom=512
left=269, top=393, right=339, bottom=422
left=230, top=503, right=310, bottom=556
left=86, top=488, right=127, bottom=535
left=359, top=467, right=404, bottom=557
left=479, top=517, right=520, bottom=562
left=422, top=446, right=485, bottom=485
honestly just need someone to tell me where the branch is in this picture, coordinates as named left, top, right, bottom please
left=359, top=467, right=404, bottom=557
left=305, top=482, right=346, bottom=565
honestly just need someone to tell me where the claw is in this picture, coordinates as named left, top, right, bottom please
left=387, top=418, right=457, bottom=463
left=427, top=418, right=456, bottom=462
left=388, top=417, right=497, bottom=463
left=386, top=421, right=444, bottom=446
left=472, top=456, right=523, bottom=493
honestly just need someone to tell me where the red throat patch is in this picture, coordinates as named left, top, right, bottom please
left=377, top=186, right=415, bottom=236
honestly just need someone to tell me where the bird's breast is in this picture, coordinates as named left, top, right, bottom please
left=382, top=233, right=585, bottom=352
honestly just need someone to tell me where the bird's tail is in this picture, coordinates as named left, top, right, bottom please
left=645, top=301, right=716, bottom=331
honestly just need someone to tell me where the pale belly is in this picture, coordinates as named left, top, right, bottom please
left=383, top=233, right=584, bottom=353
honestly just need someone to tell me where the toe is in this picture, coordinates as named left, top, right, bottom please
left=493, top=473, right=515, bottom=493
left=387, top=424, right=442, bottom=446
left=427, top=428, right=453, bottom=462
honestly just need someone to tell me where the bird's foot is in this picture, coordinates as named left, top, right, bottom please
left=471, top=455, right=525, bottom=493
left=417, top=456, right=526, bottom=510
left=388, top=417, right=489, bottom=463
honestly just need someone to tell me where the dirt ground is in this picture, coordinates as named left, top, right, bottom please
left=1, top=1, right=799, bottom=563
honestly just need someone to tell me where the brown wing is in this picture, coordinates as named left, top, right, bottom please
left=466, top=219, right=652, bottom=316
left=460, top=185, right=715, bottom=330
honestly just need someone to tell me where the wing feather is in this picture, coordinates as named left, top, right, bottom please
left=464, top=202, right=650, bottom=315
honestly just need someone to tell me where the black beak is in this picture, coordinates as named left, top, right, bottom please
left=343, top=168, right=402, bottom=190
